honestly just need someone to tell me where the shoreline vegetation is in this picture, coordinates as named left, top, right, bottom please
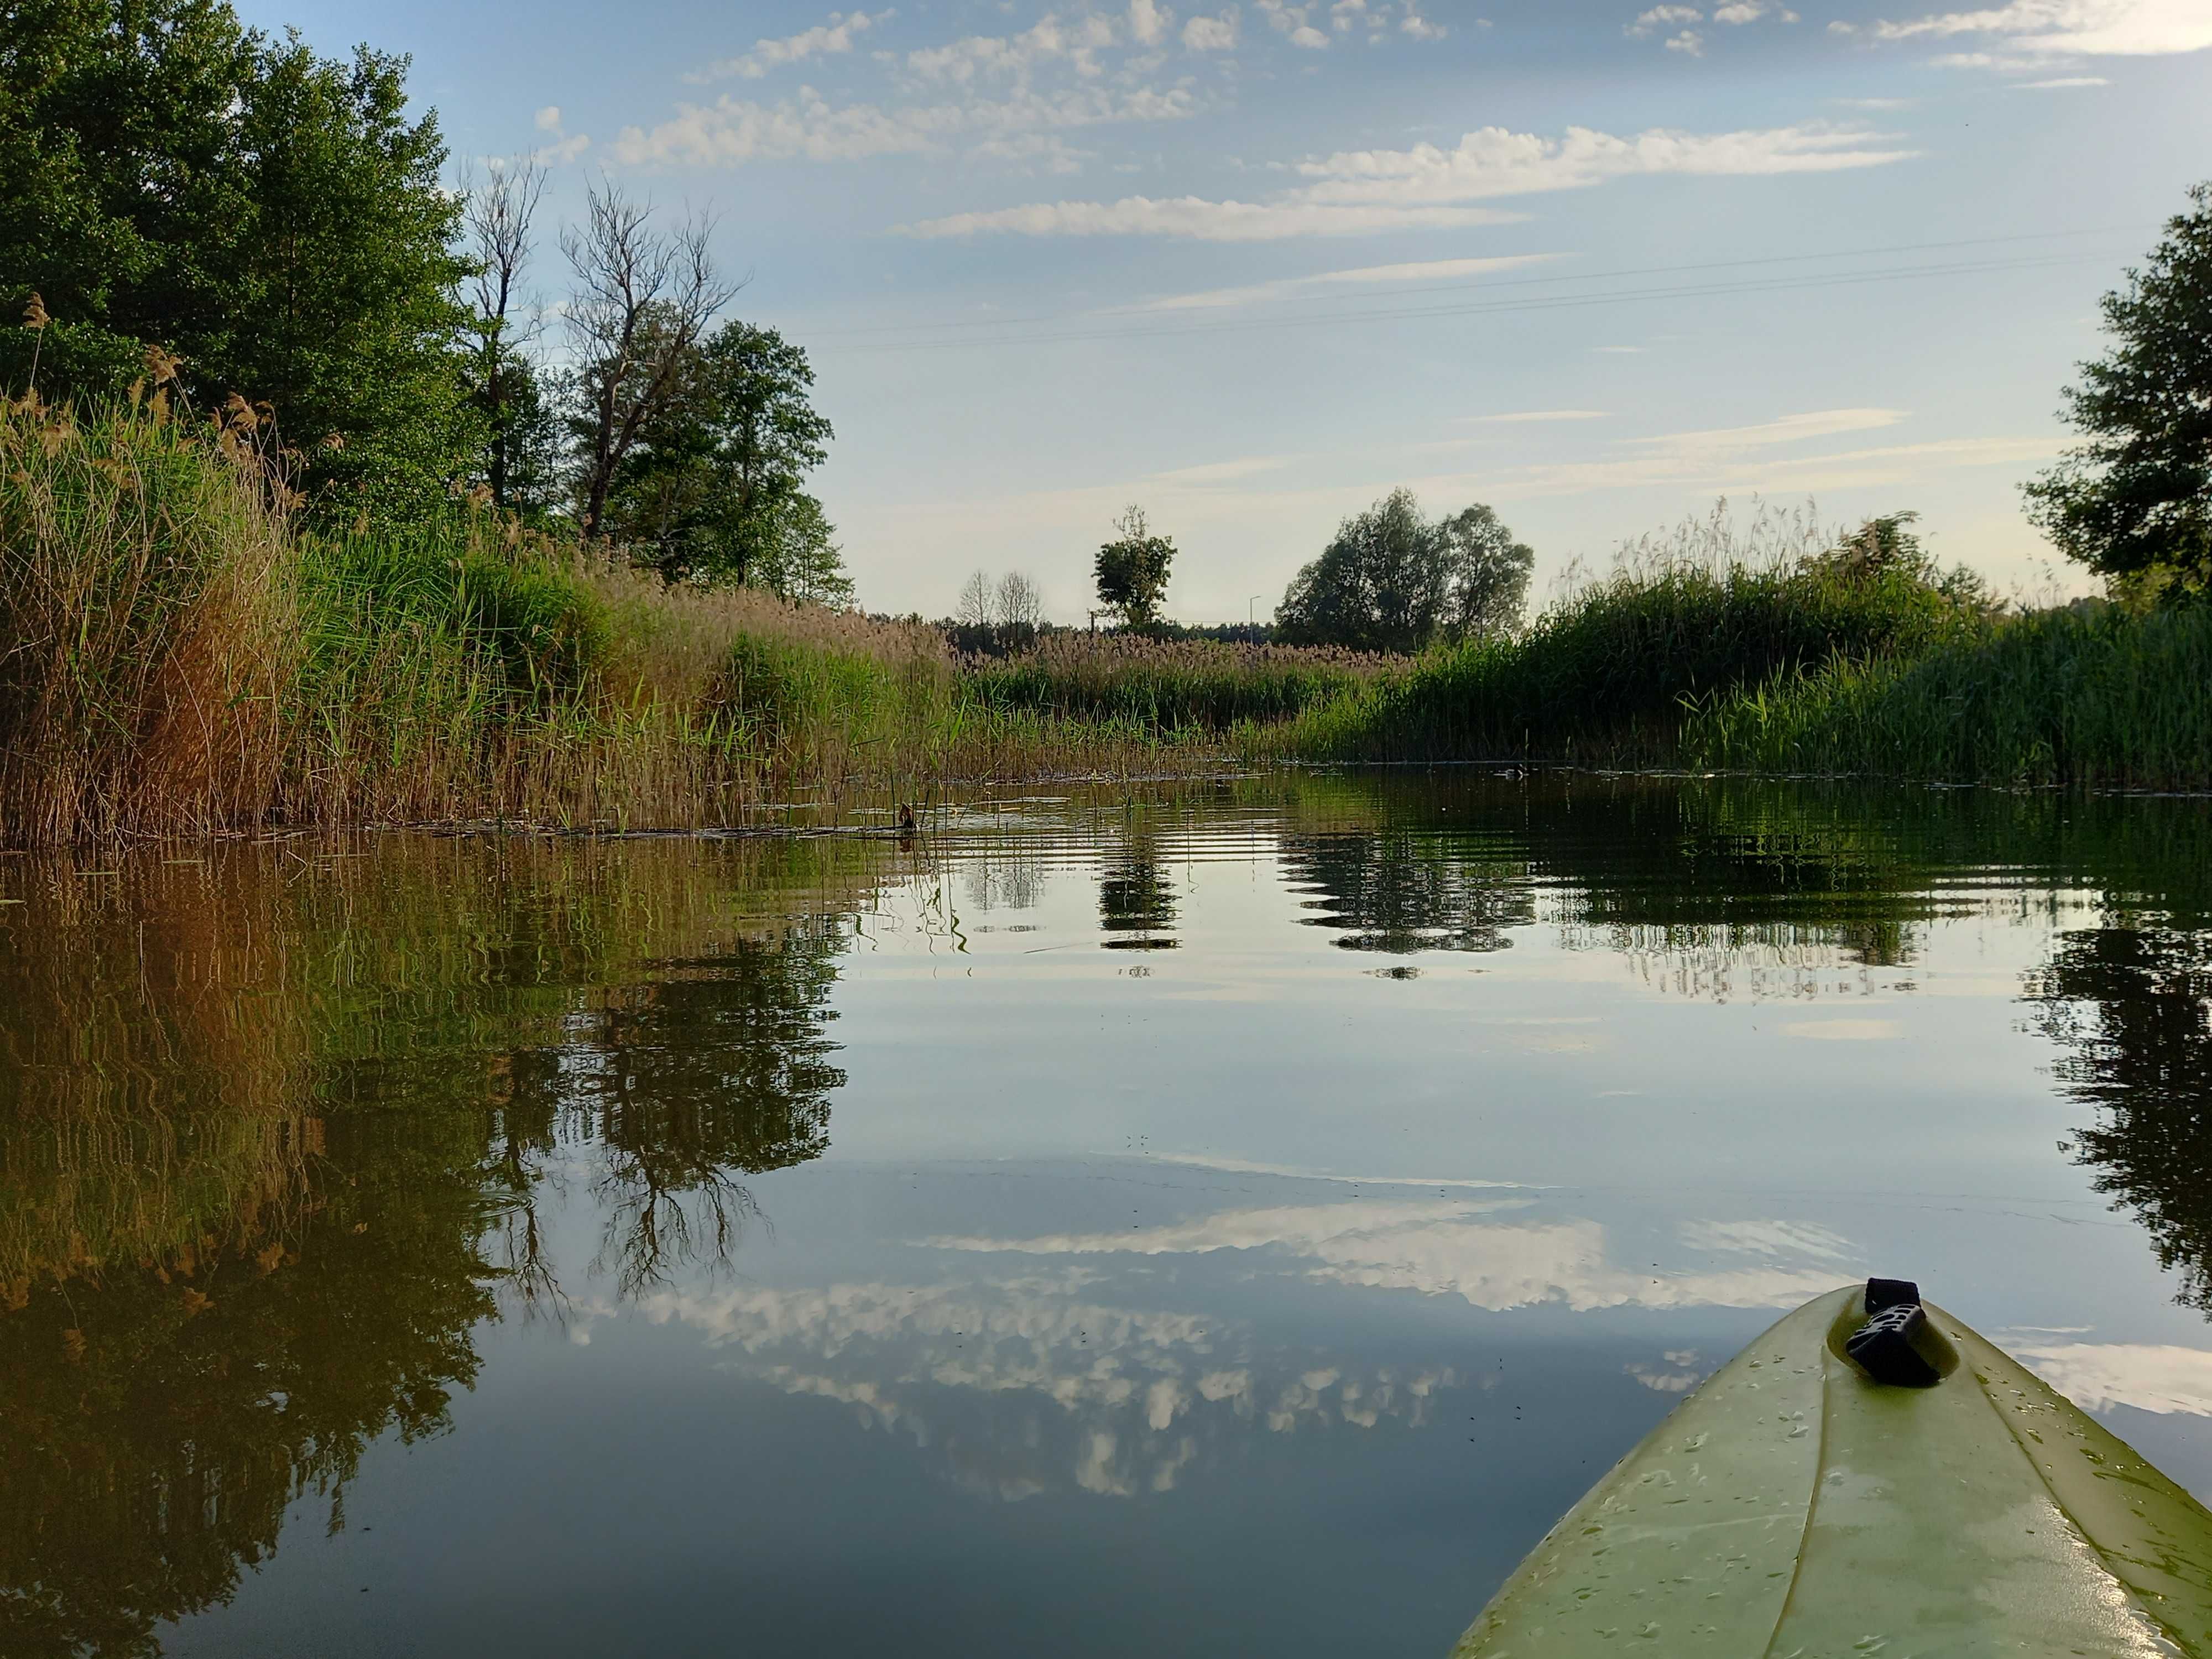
left=4, top=398, right=2211, bottom=852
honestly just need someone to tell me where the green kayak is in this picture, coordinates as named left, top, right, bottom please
left=1453, top=1282, right=2212, bottom=1657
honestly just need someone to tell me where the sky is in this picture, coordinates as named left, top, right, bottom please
left=238, top=0, right=2212, bottom=621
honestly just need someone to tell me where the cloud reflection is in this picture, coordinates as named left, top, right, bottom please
left=606, top=1274, right=1458, bottom=1500
left=924, top=1199, right=1855, bottom=1311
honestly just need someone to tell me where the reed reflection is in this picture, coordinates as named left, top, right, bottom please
left=0, top=837, right=870, bottom=1654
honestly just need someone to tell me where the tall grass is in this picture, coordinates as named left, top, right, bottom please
left=1262, top=502, right=1993, bottom=765
left=1684, top=603, right=2212, bottom=789
left=0, top=401, right=1229, bottom=845
left=964, top=631, right=1388, bottom=729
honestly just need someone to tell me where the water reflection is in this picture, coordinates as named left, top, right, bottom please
left=2030, top=922, right=2212, bottom=1311
left=9, top=776, right=2212, bottom=1656
left=1281, top=830, right=1532, bottom=953
left=0, top=838, right=878, bottom=1655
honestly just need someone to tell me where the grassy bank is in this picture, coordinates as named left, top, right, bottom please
left=1683, top=603, right=2212, bottom=789
left=9, top=401, right=2211, bottom=847
left=1260, top=510, right=1991, bottom=765
left=0, top=400, right=1232, bottom=845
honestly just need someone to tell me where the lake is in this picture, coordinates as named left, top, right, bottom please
left=6, top=770, right=2212, bottom=1657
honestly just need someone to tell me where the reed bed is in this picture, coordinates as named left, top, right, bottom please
left=963, top=632, right=1390, bottom=729
left=1683, top=603, right=2212, bottom=789
left=1260, top=503, right=1994, bottom=765
left=0, top=401, right=1229, bottom=846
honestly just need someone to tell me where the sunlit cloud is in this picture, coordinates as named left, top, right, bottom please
left=898, top=120, right=1914, bottom=238
left=1858, top=0, right=2212, bottom=59
left=691, top=9, right=893, bottom=82
left=1121, top=252, right=1564, bottom=311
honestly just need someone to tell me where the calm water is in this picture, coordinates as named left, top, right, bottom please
left=7, top=771, right=2212, bottom=1657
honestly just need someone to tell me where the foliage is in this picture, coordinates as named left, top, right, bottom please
left=965, top=632, right=1386, bottom=729
left=602, top=319, right=844, bottom=597
left=1270, top=502, right=1991, bottom=764
left=1276, top=488, right=1533, bottom=652
left=0, top=1, right=477, bottom=520
left=1095, top=504, right=1175, bottom=628
left=1683, top=601, right=2212, bottom=789
left=2025, top=182, right=2212, bottom=597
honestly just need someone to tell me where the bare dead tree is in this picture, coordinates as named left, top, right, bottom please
left=995, top=570, right=1044, bottom=643
left=562, top=178, right=740, bottom=541
left=956, top=568, right=994, bottom=631
left=461, top=157, right=548, bottom=511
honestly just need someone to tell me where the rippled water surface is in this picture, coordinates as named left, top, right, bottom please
left=7, top=771, right=2212, bottom=1657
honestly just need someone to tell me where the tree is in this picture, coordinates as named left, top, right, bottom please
left=1438, top=503, right=1535, bottom=639
left=0, top=2, right=479, bottom=518
left=755, top=493, right=854, bottom=607
left=460, top=156, right=546, bottom=514
left=1095, top=505, right=1174, bottom=628
left=997, top=571, right=1044, bottom=647
left=598, top=318, right=838, bottom=591
left=564, top=180, right=735, bottom=541
left=2025, top=182, right=2212, bottom=599
left=1276, top=489, right=1533, bottom=652
left=957, top=570, right=994, bottom=630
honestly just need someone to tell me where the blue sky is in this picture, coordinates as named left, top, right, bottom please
left=247, top=0, right=2210, bottom=619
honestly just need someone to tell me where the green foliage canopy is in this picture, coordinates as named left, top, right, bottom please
left=1276, top=488, right=1533, bottom=653
left=603, top=319, right=846, bottom=599
left=2026, top=182, right=2212, bottom=599
left=0, top=0, right=476, bottom=519
left=1095, top=505, right=1175, bottom=628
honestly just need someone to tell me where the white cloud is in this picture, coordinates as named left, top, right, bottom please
left=1401, top=6, right=1448, bottom=38
left=694, top=9, right=892, bottom=81
left=1831, top=94, right=1917, bottom=106
left=1293, top=122, right=1916, bottom=207
left=615, top=82, right=1193, bottom=168
left=1126, top=252, right=1563, bottom=311
left=895, top=195, right=1519, bottom=239
left=1130, top=0, right=1173, bottom=42
left=907, top=15, right=1108, bottom=84
left=1628, top=3, right=1703, bottom=35
left=1869, top=0, right=2212, bottom=58
left=1625, top=406, right=1909, bottom=451
left=1714, top=0, right=1766, bottom=19
left=529, top=106, right=591, bottom=164
left=1666, top=28, right=1708, bottom=50
left=1182, top=7, right=1240, bottom=46
left=1256, top=0, right=1333, bottom=43
left=909, top=119, right=1917, bottom=238
left=1469, top=409, right=1613, bottom=422
left=2015, top=72, right=2112, bottom=81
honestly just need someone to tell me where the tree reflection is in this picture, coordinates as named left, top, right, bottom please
left=1281, top=830, right=1533, bottom=953
left=2028, top=923, right=2212, bottom=1312
left=1099, top=852, right=1179, bottom=951
left=498, top=918, right=847, bottom=1295
left=0, top=839, right=864, bottom=1653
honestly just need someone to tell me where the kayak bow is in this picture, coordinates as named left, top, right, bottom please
left=1453, top=1281, right=2212, bottom=1657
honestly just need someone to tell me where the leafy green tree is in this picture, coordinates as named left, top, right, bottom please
left=1276, top=488, right=1532, bottom=652
left=2025, top=182, right=2212, bottom=600
left=601, top=319, right=846, bottom=596
left=1095, top=505, right=1175, bottom=628
left=0, top=1, right=478, bottom=519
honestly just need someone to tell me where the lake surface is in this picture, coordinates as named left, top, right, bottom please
left=6, top=770, right=2212, bottom=1657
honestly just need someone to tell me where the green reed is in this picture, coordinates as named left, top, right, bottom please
left=1683, top=603, right=2212, bottom=789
